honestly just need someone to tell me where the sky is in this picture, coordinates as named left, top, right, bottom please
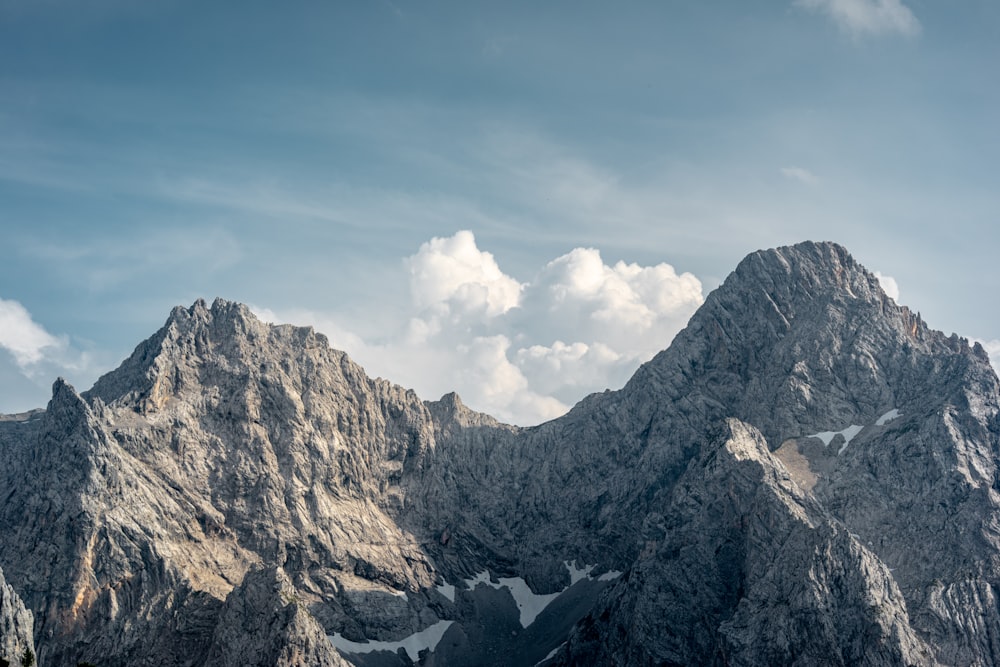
left=1, top=0, right=998, bottom=424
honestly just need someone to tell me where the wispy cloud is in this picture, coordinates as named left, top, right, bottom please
left=780, top=166, right=819, bottom=185
left=21, top=227, right=242, bottom=293
left=468, top=127, right=770, bottom=253
left=159, top=177, right=355, bottom=226
left=0, top=297, right=96, bottom=396
left=0, top=298, right=63, bottom=368
left=0, top=82, right=854, bottom=269
left=794, top=0, right=921, bottom=37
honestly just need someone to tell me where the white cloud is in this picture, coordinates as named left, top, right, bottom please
left=873, top=271, right=900, bottom=301
left=455, top=335, right=569, bottom=422
left=0, top=297, right=103, bottom=412
left=406, top=230, right=523, bottom=319
left=514, top=341, right=622, bottom=397
left=522, top=247, right=704, bottom=365
left=255, top=231, right=704, bottom=425
left=794, top=0, right=921, bottom=37
left=780, top=166, right=819, bottom=185
left=0, top=298, right=63, bottom=368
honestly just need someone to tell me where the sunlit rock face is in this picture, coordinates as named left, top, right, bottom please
left=0, top=241, right=998, bottom=666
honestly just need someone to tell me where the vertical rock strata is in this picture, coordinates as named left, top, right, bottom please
left=0, top=241, right=997, bottom=665
left=0, top=566, right=34, bottom=667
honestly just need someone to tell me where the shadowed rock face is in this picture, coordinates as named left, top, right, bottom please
left=0, top=241, right=997, bottom=666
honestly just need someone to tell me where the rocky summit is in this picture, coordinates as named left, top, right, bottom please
left=1, top=240, right=998, bottom=666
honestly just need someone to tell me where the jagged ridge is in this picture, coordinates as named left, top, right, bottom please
left=0, top=242, right=997, bottom=666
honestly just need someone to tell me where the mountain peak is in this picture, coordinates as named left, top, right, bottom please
left=163, top=297, right=258, bottom=332
left=727, top=240, right=885, bottom=307
left=84, top=298, right=289, bottom=409
left=425, top=391, right=505, bottom=432
left=628, top=239, right=988, bottom=452
left=46, top=377, right=90, bottom=427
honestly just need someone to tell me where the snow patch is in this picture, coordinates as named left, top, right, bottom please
left=456, top=562, right=619, bottom=629
left=565, top=560, right=620, bottom=584
left=436, top=582, right=456, bottom=602
left=806, top=424, right=864, bottom=455
left=808, top=430, right=838, bottom=447
left=876, top=409, right=901, bottom=426
left=837, top=424, right=864, bottom=455
left=329, top=620, right=454, bottom=661
left=463, top=570, right=496, bottom=590
left=565, top=560, right=594, bottom=585
left=462, top=571, right=559, bottom=628
left=536, top=642, right=567, bottom=666
left=497, top=577, right=561, bottom=627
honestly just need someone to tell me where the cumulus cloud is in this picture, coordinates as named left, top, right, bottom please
left=514, top=341, right=622, bottom=398
left=255, top=231, right=704, bottom=425
left=794, top=0, right=921, bottom=37
left=0, top=298, right=64, bottom=368
left=873, top=271, right=900, bottom=301
left=780, top=166, right=819, bottom=185
left=406, top=230, right=522, bottom=319
left=515, top=247, right=704, bottom=396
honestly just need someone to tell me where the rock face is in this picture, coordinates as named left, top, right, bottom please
left=204, top=566, right=350, bottom=667
left=552, top=419, right=933, bottom=666
left=0, top=300, right=440, bottom=666
left=0, top=241, right=998, bottom=665
left=0, top=566, right=34, bottom=667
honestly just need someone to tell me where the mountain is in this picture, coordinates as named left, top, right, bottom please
left=0, top=241, right=997, bottom=665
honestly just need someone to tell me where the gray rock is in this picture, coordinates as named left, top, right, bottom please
left=552, top=419, right=933, bottom=666
left=0, top=565, right=34, bottom=667
left=204, top=565, right=350, bottom=667
left=0, top=242, right=997, bottom=665
left=0, top=301, right=443, bottom=665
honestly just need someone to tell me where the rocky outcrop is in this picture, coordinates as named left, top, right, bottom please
left=0, top=566, right=34, bottom=667
left=204, top=566, right=350, bottom=667
left=0, top=242, right=997, bottom=665
left=553, top=419, right=933, bottom=666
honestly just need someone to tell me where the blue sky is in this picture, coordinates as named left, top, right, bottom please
left=1, top=0, right=998, bottom=423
